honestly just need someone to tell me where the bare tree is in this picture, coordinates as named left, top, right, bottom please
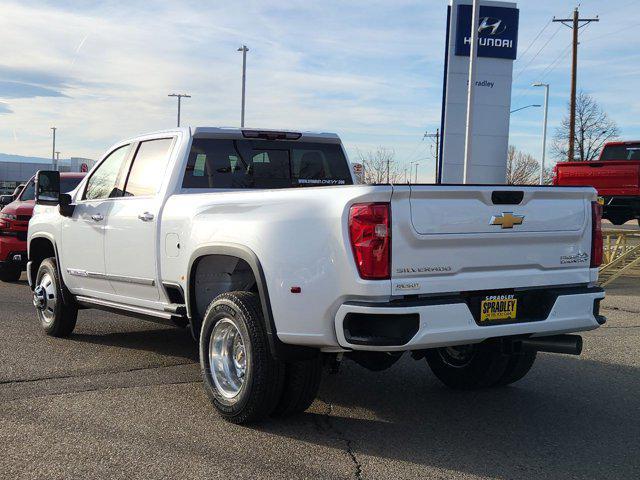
left=552, top=91, right=620, bottom=162
left=506, top=145, right=546, bottom=185
left=357, top=147, right=403, bottom=184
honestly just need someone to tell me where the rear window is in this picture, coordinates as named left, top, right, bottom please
left=182, top=139, right=353, bottom=189
left=600, top=143, right=640, bottom=161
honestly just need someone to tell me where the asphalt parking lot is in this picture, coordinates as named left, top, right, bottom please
left=1, top=273, right=639, bottom=479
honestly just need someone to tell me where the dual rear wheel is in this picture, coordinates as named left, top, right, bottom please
left=425, top=343, right=537, bottom=390
left=199, top=291, right=322, bottom=424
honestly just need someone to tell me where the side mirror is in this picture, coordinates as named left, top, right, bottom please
left=0, top=194, right=13, bottom=206
left=59, top=193, right=75, bottom=217
left=35, top=170, right=60, bottom=206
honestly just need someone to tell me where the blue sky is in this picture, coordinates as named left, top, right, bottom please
left=0, top=0, right=638, bottom=181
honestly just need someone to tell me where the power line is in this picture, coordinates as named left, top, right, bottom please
left=515, top=19, right=552, bottom=64
left=536, top=42, right=572, bottom=82
left=513, top=24, right=562, bottom=81
left=511, top=22, right=591, bottom=108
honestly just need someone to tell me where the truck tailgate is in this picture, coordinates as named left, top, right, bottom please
left=390, top=185, right=596, bottom=296
left=555, top=161, right=640, bottom=196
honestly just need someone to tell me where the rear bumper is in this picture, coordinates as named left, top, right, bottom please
left=334, top=287, right=605, bottom=352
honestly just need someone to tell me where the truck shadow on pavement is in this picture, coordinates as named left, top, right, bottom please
left=261, top=354, right=640, bottom=479
left=69, top=327, right=198, bottom=362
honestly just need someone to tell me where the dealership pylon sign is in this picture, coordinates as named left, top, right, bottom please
left=438, top=0, right=519, bottom=184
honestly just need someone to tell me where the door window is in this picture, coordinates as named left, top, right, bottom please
left=123, top=138, right=174, bottom=197
left=84, top=145, right=131, bottom=200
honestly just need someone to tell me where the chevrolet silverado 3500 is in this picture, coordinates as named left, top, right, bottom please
left=28, top=127, right=605, bottom=424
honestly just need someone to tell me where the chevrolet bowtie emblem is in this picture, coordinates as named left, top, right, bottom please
left=490, top=212, right=525, bottom=229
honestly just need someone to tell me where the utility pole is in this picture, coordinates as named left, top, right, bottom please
left=424, top=129, right=440, bottom=180
left=50, top=127, right=57, bottom=170
left=553, top=8, right=598, bottom=162
left=533, top=83, right=549, bottom=185
left=386, top=156, right=390, bottom=183
left=237, top=45, right=249, bottom=127
left=414, top=162, right=419, bottom=183
left=463, top=0, right=480, bottom=184
left=168, top=93, right=191, bottom=127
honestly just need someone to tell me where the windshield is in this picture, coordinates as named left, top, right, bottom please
left=182, top=139, right=353, bottom=189
left=600, top=143, right=640, bottom=161
left=20, top=176, right=83, bottom=201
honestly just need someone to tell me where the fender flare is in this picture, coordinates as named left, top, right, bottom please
left=187, top=243, right=316, bottom=360
left=28, top=234, right=73, bottom=306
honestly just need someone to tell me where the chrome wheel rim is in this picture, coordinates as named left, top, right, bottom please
left=33, top=273, right=57, bottom=324
left=438, top=345, right=476, bottom=368
left=209, top=318, right=247, bottom=399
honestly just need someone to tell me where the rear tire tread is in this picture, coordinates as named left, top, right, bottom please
left=200, top=291, right=284, bottom=424
left=493, top=350, right=537, bottom=386
left=273, top=357, right=322, bottom=417
left=0, top=265, right=22, bottom=282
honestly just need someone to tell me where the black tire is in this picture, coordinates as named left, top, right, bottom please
left=493, top=350, right=537, bottom=386
left=199, top=291, right=284, bottom=424
left=425, top=343, right=509, bottom=390
left=0, top=264, right=21, bottom=282
left=608, top=216, right=629, bottom=226
left=272, top=357, right=322, bottom=417
left=34, top=258, right=78, bottom=337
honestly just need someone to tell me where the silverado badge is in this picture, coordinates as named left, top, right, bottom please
left=490, top=212, right=525, bottom=229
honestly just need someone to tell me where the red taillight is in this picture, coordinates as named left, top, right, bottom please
left=591, top=201, right=603, bottom=268
left=349, top=202, right=391, bottom=279
left=552, top=165, right=559, bottom=185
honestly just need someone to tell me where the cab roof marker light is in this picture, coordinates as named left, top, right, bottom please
left=241, top=130, right=302, bottom=140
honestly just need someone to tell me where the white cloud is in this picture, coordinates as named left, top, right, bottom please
left=0, top=0, right=638, bottom=184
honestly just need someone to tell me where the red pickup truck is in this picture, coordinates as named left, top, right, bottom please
left=0, top=173, right=84, bottom=282
left=553, top=141, right=640, bottom=226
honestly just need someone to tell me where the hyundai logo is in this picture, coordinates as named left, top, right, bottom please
left=478, top=17, right=506, bottom=35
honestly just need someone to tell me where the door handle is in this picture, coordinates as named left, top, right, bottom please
left=138, top=212, right=154, bottom=222
left=91, top=214, right=104, bottom=222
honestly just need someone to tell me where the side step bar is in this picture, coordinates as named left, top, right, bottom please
left=75, top=295, right=188, bottom=326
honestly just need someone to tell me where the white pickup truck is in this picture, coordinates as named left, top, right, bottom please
left=28, top=127, right=605, bottom=424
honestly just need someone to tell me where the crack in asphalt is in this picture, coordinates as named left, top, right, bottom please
left=602, top=306, right=640, bottom=315
left=0, top=361, right=197, bottom=386
left=1, top=379, right=201, bottom=404
left=314, top=400, right=363, bottom=480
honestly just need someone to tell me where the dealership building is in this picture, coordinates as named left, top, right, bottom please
left=0, top=154, right=95, bottom=194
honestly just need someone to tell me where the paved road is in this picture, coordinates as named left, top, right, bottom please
left=1, top=277, right=639, bottom=479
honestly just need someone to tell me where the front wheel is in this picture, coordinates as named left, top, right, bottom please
left=34, top=258, right=78, bottom=337
left=0, top=264, right=22, bottom=282
left=199, top=291, right=284, bottom=424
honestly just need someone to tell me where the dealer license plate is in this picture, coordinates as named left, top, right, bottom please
left=480, top=295, right=518, bottom=323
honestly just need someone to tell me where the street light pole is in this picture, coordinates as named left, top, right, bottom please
left=462, top=0, right=480, bottom=184
left=237, top=45, right=249, bottom=127
left=533, top=83, right=550, bottom=185
left=168, top=93, right=191, bottom=127
left=50, top=127, right=57, bottom=170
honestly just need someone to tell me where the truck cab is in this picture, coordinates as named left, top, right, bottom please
left=553, top=141, right=640, bottom=225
